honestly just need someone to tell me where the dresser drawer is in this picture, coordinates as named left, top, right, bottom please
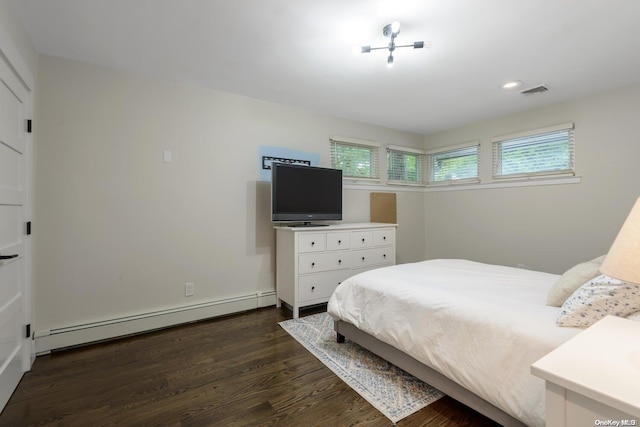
left=299, top=252, right=350, bottom=274
left=298, top=270, right=351, bottom=303
left=326, top=231, right=350, bottom=251
left=373, top=229, right=394, bottom=247
left=298, top=233, right=325, bottom=253
left=351, top=247, right=394, bottom=268
left=351, top=231, right=373, bottom=248
left=276, top=223, right=397, bottom=319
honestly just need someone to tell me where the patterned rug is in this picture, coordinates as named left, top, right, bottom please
left=279, top=312, right=443, bottom=423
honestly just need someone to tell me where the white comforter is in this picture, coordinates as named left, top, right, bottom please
left=327, top=259, right=582, bottom=427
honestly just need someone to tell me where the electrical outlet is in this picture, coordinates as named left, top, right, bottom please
left=185, top=282, right=194, bottom=297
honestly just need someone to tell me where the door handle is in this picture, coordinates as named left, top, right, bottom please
left=0, top=254, right=18, bottom=260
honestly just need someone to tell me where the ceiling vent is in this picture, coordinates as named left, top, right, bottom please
left=520, top=85, right=549, bottom=96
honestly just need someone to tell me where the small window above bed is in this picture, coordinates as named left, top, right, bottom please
left=426, top=142, right=480, bottom=185
left=330, top=137, right=380, bottom=182
left=492, top=122, right=575, bottom=180
left=387, top=145, right=426, bottom=186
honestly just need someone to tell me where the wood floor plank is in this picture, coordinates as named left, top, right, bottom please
left=0, top=306, right=500, bottom=426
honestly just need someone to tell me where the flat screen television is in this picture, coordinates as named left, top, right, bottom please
left=271, top=163, right=342, bottom=225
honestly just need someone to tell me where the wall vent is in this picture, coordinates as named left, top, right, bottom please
left=520, top=85, right=549, bottom=96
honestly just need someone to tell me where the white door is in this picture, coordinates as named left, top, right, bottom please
left=0, top=31, right=33, bottom=410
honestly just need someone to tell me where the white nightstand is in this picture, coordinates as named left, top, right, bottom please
left=532, top=315, right=640, bottom=427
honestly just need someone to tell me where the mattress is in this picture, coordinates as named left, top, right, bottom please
left=327, top=259, right=582, bottom=427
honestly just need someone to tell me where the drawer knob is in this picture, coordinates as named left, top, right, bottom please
left=311, top=241, right=315, bottom=246
left=311, top=286, right=315, bottom=291
left=338, top=259, right=342, bottom=264
left=362, top=238, right=365, bottom=242
left=383, top=254, right=386, bottom=258
left=311, top=262, right=315, bottom=267
left=383, top=236, right=386, bottom=240
left=362, top=256, right=365, bottom=261
left=338, top=240, right=341, bottom=244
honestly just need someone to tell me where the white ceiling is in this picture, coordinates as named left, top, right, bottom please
left=12, top=0, right=640, bottom=135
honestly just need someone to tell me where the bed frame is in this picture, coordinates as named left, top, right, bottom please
left=334, top=319, right=527, bottom=427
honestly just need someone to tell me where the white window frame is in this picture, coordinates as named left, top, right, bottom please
left=330, top=136, right=380, bottom=182
left=492, top=122, right=575, bottom=180
left=386, top=145, right=426, bottom=186
left=426, top=142, right=480, bottom=186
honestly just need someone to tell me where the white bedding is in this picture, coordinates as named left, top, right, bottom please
left=327, top=259, right=582, bottom=427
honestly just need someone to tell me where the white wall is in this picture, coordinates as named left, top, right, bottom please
left=424, top=83, right=640, bottom=274
left=33, top=55, right=425, bottom=333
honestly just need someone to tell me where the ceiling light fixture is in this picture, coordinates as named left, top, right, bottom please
left=502, top=80, right=523, bottom=89
left=359, top=21, right=426, bottom=67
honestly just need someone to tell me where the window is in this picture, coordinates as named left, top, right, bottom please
left=426, top=143, right=479, bottom=185
left=493, top=123, right=575, bottom=179
left=330, top=137, right=380, bottom=180
left=387, top=145, right=426, bottom=185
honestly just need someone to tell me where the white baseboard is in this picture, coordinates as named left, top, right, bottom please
left=34, top=291, right=276, bottom=354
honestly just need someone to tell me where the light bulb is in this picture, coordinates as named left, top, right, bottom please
left=387, top=55, right=394, bottom=68
left=391, top=21, right=401, bottom=34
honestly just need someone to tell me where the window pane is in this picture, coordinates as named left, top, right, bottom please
left=430, top=146, right=478, bottom=183
left=331, top=143, right=378, bottom=179
left=388, top=151, right=419, bottom=182
left=496, top=129, right=573, bottom=177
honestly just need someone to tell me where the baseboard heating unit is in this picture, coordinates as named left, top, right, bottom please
left=34, top=291, right=276, bottom=354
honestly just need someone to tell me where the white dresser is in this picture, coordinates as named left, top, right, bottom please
left=275, top=222, right=397, bottom=318
left=531, top=315, right=640, bottom=426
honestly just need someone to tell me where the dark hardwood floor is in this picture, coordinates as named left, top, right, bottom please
left=0, top=306, right=500, bottom=426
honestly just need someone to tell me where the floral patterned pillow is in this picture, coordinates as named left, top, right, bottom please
left=556, top=274, right=640, bottom=327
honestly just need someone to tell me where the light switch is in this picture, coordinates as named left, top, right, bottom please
left=163, top=150, right=172, bottom=163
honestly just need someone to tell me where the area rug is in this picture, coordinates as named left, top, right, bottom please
left=279, top=312, right=443, bottom=423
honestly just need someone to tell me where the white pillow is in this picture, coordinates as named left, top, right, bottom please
left=546, top=255, right=606, bottom=307
left=557, top=274, right=640, bottom=327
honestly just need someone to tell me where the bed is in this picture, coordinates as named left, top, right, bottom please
left=327, top=259, right=583, bottom=427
